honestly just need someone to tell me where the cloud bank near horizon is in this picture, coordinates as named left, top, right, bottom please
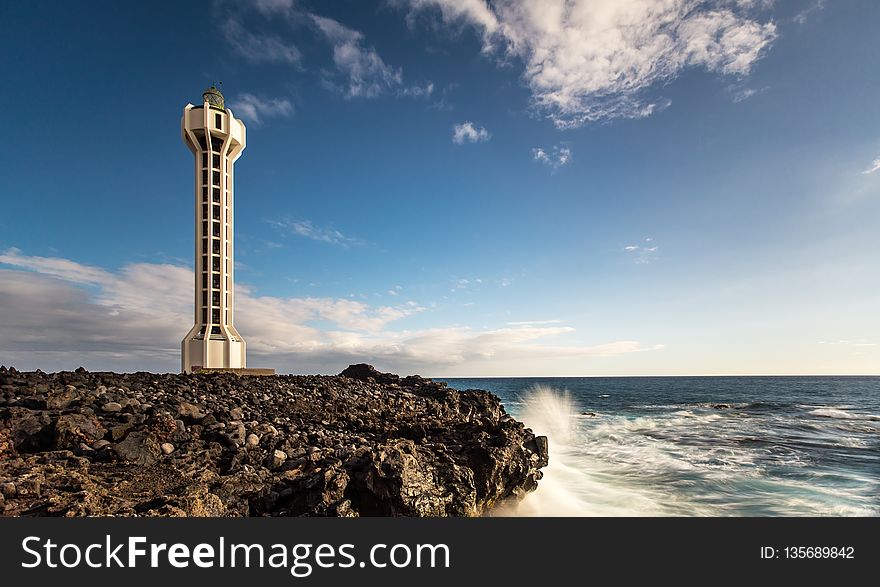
left=0, top=249, right=660, bottom=375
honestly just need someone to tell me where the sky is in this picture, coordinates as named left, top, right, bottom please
left=0, top=0, right=878, bottom=376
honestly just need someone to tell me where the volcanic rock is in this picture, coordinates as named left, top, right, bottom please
left=0, top=364, right=548, bottom=517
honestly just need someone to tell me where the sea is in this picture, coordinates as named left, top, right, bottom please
left=438, top=376, right=880, bottom=517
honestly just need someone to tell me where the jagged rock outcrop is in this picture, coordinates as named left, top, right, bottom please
left=0, top=364, right=548, bottom=517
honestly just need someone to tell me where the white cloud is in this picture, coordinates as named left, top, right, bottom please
left=250, top=0, right=298, bottom=17
left=270, top=219, right=362, bottom=247
left=0, top=250, right=661, bottom=374
left=0, top=247, right=112, bottom=286
left=397, top=0, right=777, bottom=127
left=229, top=93, right=294, bottom=125
left=623, top=238, right=659, bottom=264
left=221, top=18, right=302, bottom=64
left=401, top=82, right=435, bottom=98
left=532, top=145, right=571, bottom=169
left=452, top=121, right=490, bottom=144
left=312, top=15, right=405, bottom=98
left=730, top=85, right=769, bottom=102
left=860, top=158, right=880, bottom=175
left=794, top=0, right=825, bottom=25
left=217, top=4, right=431, bottom=100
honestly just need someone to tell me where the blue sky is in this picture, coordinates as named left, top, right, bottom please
left=1, top=0, right=878, bottom=375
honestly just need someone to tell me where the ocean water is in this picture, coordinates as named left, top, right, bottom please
left=438, top=377, right=880, bottom=517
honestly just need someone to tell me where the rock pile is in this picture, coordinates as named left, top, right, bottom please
left=0, top=364, right=548, bottom=516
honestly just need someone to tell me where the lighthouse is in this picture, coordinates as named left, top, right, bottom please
left=180, top=86, right=247, bottom=373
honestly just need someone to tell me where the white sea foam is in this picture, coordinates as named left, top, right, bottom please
left=495, top=385, right=879, bottom=517
left=497, top=386, right=680, bottom=516
left=809, top=407, right=880, bottom=421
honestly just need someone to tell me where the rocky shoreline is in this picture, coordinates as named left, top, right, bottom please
left=0, top=364, right=547, bottom=517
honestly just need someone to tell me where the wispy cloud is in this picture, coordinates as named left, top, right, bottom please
left=532, top=145, right=571, bottom=170
left=250, top=0, right=298, bottom=18
left=229, top=93, right=294, bottom=125
left=312, top=15, right=407, bottom=99
left=507, top=320, right=562, bottom=326
left=397, top=0, right=777, bottom=127
left=860, top=158, right=880, bottom=175
left=269, top=219, right=363, bottom=248
left=0, top=249, right=661, bottom=375
left=730, top=85, right=768, bottom=103
left=623, top=238, right=659, bottom=264
left=221, top=17, right=301, bottom=64
left=401, top=82, right=435, bottom=98
left=450, top=277, right=483, bottom=292
left=794, top=0, right=825, bottom=25
left=0, top=247, right=112, bottom=285
left=452, top=121, right=490, bottom=144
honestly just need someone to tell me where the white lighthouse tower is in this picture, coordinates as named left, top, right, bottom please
left=180, top=86, right=248, bottom=374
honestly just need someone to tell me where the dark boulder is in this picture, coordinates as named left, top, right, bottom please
left=339, top=364, right=400, bottom=385
left=54, top=414, right=107, bottom=451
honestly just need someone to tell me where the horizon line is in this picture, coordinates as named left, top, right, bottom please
left=4, top=366, right=878, bottom=379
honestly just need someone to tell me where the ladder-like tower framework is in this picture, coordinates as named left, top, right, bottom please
left=180, top=86, right=247, bottom=373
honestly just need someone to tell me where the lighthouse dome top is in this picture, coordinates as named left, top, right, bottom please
left=202, top=85, right=225, bottom=110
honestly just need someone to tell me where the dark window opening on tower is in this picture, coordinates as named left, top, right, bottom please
left=212, top=205, right=221, bottom=220
left=213, top=187, right=221, bottom=202
left=194, top=130, right=207, bottom=150
left=211, top=326, right=222, bottom=335
left=212, top=222, right=221, bottom=237
left=212, top=171, right=220, bottom=186
left=211, top=136, right=223, bottom=151
left=212, top=153, right=220, bottom=168
left=202, top=221, right=209, bottom=239
left=202, top=203, right=208, bottom=219
left=212, top=309, right=220, bottom=323
left=215, top=113, right=222, bottom=129
left=202, top=255, right=208, bottom=272
left=202, top=274, right=208, bottom=288
left=212, top=239, right=220, bottom=255
left=212, top=275, right=220, bottom=289
left=213, top=291, right=221, bottom=306
left=202, top=170, right=208, bottom=184
left=201, top=152, right=207, bottom=167
left=202, top=308, right=208, bottom=323
left=202, top=238, right=208, bottom=255
left=202, top=291, right=207, bottom=306
left=212, top=257, right=220, bottom=272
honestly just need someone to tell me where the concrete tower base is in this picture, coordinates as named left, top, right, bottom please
left=181, top=335, right=246, bottom=374
left=193, top=367, right=276, bottom=376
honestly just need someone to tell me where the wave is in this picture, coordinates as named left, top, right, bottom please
left=498, top=386, right=690, bottom=516
left=496, top=385, right=879, bottom=517
left=633, top=401, right=789, bottom=411
left=808, top=407, right=880, bottom=421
